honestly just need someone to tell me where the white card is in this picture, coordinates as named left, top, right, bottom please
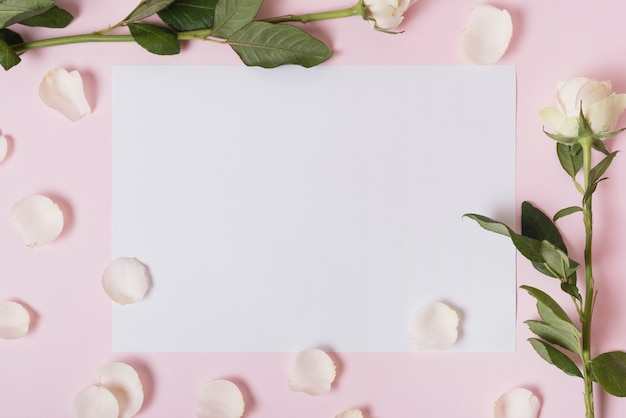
left=112, top=65, right=516, bottom=352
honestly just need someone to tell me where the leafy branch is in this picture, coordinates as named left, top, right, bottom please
left=0, top=0, right=376, bottom=70
left=465, top=107, right=626, bottom=418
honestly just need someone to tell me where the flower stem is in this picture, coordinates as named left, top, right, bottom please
left=12, top=33, right=135, bottom=54
left=580, top=135, right=595, bottom=418
left=10, top=1, right=364, bottom=55
left=261, top=1, right=363, bottom=24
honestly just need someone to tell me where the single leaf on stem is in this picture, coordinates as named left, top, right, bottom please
left=462, top=213, right=510, bottom=236
left=539, top=240, right=579, bottom=280
left=526, top=320, right=580, bottom=354
left=0, top=0, right=53, bottom=28
left=557, top=142, right=583, bottom=178
left=591, top=351, right=626, bottom=397
left=228, top=22, right=332, bottom=68
left=124, top=0, right=176, bottom=24
left=588, top=151, right=618, bottom=185
left=19, top=5, right=72, bottom=28
left=128, top=23, right=180, bottom=55
left=211, top=0, right=263, bottom=39
left=528, top=338, right=582, bottom=377
left=463, top=213, right=545, bottom=263
left=521, top=285, right=578, bottom=326
left=0, top=29, right=22, bottom=70
left=521, top=201, right=567, bottom=253
left=158, top=0, right=218, bottom=31
left=553, top=206, right=583, bottom=222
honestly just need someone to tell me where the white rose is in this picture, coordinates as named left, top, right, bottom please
left=363, top=0, right=417, bottom=31
left=540, top=77, right=626, bottom=137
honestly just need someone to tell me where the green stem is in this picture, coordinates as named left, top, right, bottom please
left=261, top=1, right=363, bottom=24
left=12, top=28, right=216, bottom=55
left=12, top=33, right=135, bottom=54
left=11, top=1, right=364, bottom=55
left=580, top=135, right=595, bottom=418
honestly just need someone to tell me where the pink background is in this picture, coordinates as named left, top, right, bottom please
left=2, top=0, right=626, bottom=416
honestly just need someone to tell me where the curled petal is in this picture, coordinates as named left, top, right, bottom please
left=539, top=107, right=566, bottom=133
left=539, top=107, right=579, bottom=137
left=39, top=68, right=91, bottom=122
left=11, top=194, right=64, bottom=247
left=288, top=348, right=336, bottom=396
left=459, top=5, right=513, bottom=64
left=411, top=301, right=459, bottom=351
left=195, top=379, right=245, bottom=418
left=587, top=94, right=626, bottom=133
left=335, top=408, right=364, bottom=418
left=0, top=300, right=30, bottom=340
left=101, top=257, right=151, bottom=305
left=72, top=386, right=120, bottom=418
left=98, top=362, right=144, bottom=418
left=0, top=135, right=7, bottom=163
left=494, top=388, right=541, bottom=418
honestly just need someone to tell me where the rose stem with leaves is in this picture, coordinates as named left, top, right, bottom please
left=465, top=101, right=626, bottom=418
left=5, top=0, right=373, bottom=70
left=580, top=134, right=596, bottom=417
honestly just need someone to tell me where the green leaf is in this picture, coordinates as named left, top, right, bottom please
left=0, top=36, right=20, bottom=70
left=540, top=241, right=579, bottom=280
left=560, top=281, right=582, bottom=302
left=553, top=206, right=583, bottom=221
left=521, top=201, right=567, bottom=253
left=526, top=320, right=580, bottom=354
left=128, top=23, right=180, bottom=55
left=521, top=285, right=577, bottom=326
left=0, top=27, right=23, bottom=44
left=589, top=151, right=618, bottom=185
left=19, top=5, right=72, bottom=28
left=0, top=0, right=53, bottom=28
left=509, top=233, right=544, bottom=263
left=528, top=338, right=582, bottom=377
left=583, top=177, right=606, bottom=207
left=124, top=0, right=176, bottom=24
left=158, top=0, right=217, bottom=31
left=557, top=142, right=583, bottom=178
left=228, top=22, right=332, bottom=68
left=211, top=0, right=262, bottom=39
left=463, top=213, right=544, bottom=263
left=591, top=351, right=626, bottom=397
left=463, top=213, right=511, bottom=236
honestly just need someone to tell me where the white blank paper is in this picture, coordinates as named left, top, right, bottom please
left=112, top=65, right=516, bottom=352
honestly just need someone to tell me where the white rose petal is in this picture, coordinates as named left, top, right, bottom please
left=101, top=257, right=151, bottom=305
left=288, top=348, right=336, bottom=396
left=587, top=94, right=626, bottom=133
left=459, top=5, right=513, bottom=64
left=39, top=68, right=91, bottom=122
left=541, top=77, right=626, bottom=136
left=411, top=301, right=459, bottom=351
left=363, top=0, right=417, bottom=30
left=11, top=194, right=64, bottom=247
left=494, top=388, right=541, bottom=418
left=0, top=135, right=7, bottom=163
left=335, top=408, right=364, bottom=418
left=72, top=386, right=120, bottom=418
left=0, top=300, right=30, bottom=340
left=195, top=379, right=245, bottom=418
left=98, top=362, right=144, bottom=418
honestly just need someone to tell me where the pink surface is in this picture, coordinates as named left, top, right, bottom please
left=2, top=0, right=626, bottom=417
